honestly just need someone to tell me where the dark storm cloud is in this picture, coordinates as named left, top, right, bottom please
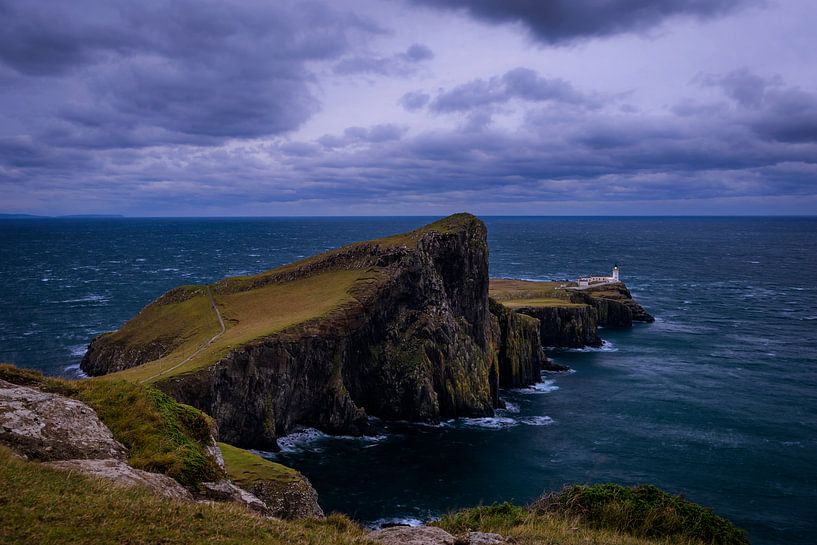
left=0, top=0, right=380, bottom=148
left=333, top=43, right=434, bottom=76
left=406, top=0, right=756, bottom=44
left=428, top=68, right=595, bottom=112
left=701, top=68, right=817, bottom=143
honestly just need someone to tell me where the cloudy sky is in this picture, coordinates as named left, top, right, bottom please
left=1, top=0, right=816, bottom=215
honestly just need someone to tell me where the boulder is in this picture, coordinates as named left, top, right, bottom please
left=0, top=379, right=127, bottom=461
left=46, top=458, right=192, bottom=501
left=369, top=526, right=456, bottom=545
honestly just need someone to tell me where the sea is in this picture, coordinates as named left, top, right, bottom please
left=1, top=216, right=815, bottom=545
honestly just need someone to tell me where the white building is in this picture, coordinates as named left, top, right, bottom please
left=577, top=265, right=620, bottom=288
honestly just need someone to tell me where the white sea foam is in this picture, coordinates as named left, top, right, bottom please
left=276, top=428, right=387, bottom=453
left=500, top=400, right=520, bottom=414
left=459, top=417, right=518, bottom=429
left=566, top=340, right=618, bottom=353
left=60, top=294, right=109, bottom=304
left=514, top=380, right=559, bottom=394
left=63, top=364, right=88, bottom=378
left=369, top=518, right=424, bottom=529
left=518, top=416, right=554, bottom=426
left=68, top=344, right=87, bottom=357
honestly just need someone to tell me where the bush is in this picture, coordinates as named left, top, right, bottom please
left=532, top=483, right=749, bottom=545
left=435, top=502, right=528, bottom=534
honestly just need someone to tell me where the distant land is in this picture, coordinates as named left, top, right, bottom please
left=0, top=214, right=125, bottom=219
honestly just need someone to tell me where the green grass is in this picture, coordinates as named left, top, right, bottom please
left=0, top=364, right=222, bottom=487
left=435, top=496, right=748, bottom=545
left=532, top=484, right=749, bottom=545
left=490, top=279, right=577, bottom=306
left=218, top=442, right=301, bottom=488
left=109, top=269, right=378, bottom=382
left=0, top=445, right=371, bottom=545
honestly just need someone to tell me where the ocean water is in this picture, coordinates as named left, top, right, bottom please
left=1, top=216, right=815, bottom=544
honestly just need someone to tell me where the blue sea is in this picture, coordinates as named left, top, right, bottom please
left=1, top=216, right=815, bottom=544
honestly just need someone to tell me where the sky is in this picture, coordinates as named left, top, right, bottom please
left=1, top=0, right=816, bottom=216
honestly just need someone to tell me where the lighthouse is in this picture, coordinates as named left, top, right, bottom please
left=612, top=264, right=620, bottom=281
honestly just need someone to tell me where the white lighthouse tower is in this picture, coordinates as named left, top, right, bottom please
left=612, top=264, right=620, bottom=281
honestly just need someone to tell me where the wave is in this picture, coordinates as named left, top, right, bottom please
left=514, top=379, right=559, bottom=394
left=276, top=428, right=387, bottom=453
left=499, top=400, right=520, bottom=414
left=457, top=414, right=555, bottom=429
left=565, top=340, right=618, bottom=353
left=518, top=416, right=554, bottom=426
left=59, top=294, right=109, bottom=304
left=459, top=416, right=518, bottom=429
left=369, top=517, right=425, bottom=530
left=68, top=344, right=87, bottom=357
left=63, top=364, right=87, bottom=379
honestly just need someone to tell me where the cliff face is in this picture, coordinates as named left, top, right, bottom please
left=513, top=305, right=602, bottom=349
left=570, top=283, right=655, bottom=325
left=488, top=299, right=545, bottom=388
left=82, top=214, right=539, bottom=449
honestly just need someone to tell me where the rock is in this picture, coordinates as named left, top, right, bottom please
left=489, top=298, right=546, bottom=387
left=245, top=474, right=324, bottom=520
left=571, top=282, right=654, bottom=325
left=369, top=526, right=456, bottom=545
left=46, top=458, right=192, bottom=501
left=199, top=480, right=272, bottom=516
left=0, top=379, right=127, bottom=461
left=514, top=305, right=601, bottom=348
left=458, top=532, right=508, bottom=545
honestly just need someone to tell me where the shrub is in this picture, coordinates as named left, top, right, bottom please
left=532, top=483, right=749, bottom=545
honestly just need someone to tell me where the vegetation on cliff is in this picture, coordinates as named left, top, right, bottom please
left=436, top=484, right=748, bottom=545
left=0, top=364, right=222, bottom=486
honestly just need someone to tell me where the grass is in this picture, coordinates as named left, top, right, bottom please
left=532, top=484, right=749, bottom=545
left=218, top=442, right=301, bottom=488
left=435, top=492, right=748, bottom=545
left=0, top=364, right=222, bottom=487
left=110, top=269, right=378, bottom=383
left=489, top=279, right=587, bottom=309
left=0, top=445, right=371, bottom=545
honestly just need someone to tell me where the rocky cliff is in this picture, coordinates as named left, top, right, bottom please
left=512, top=305, right=602, bottom=348
left=570, top=283, right=655, bottom=326
left=81, top=214, right=543, bottom=449
left=489, top=279, right=653, bottom=348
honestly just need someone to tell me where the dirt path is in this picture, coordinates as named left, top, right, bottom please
left=140, top=287, right=226, bottom=383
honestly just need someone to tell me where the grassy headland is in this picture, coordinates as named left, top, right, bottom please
left=489, top=278, right=585, bottom=308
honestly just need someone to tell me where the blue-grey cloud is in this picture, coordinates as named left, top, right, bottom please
left=406, top=0, right=757, bottom=44
left=428, top=68, right=596, bottom=112
left=0, top=0, right=380, bottom=149
left=400, top=90, right=431, bottom=111
left=333, top=43, right=434, bottom=76
left=701, top=68, right=817, bottom=143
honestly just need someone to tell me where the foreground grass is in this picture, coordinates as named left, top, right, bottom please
left=436, top=485, right=748, bottom=545
left=0, top=365, right=222, bottom=486
left=0, top=446, right=370, bottom=545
